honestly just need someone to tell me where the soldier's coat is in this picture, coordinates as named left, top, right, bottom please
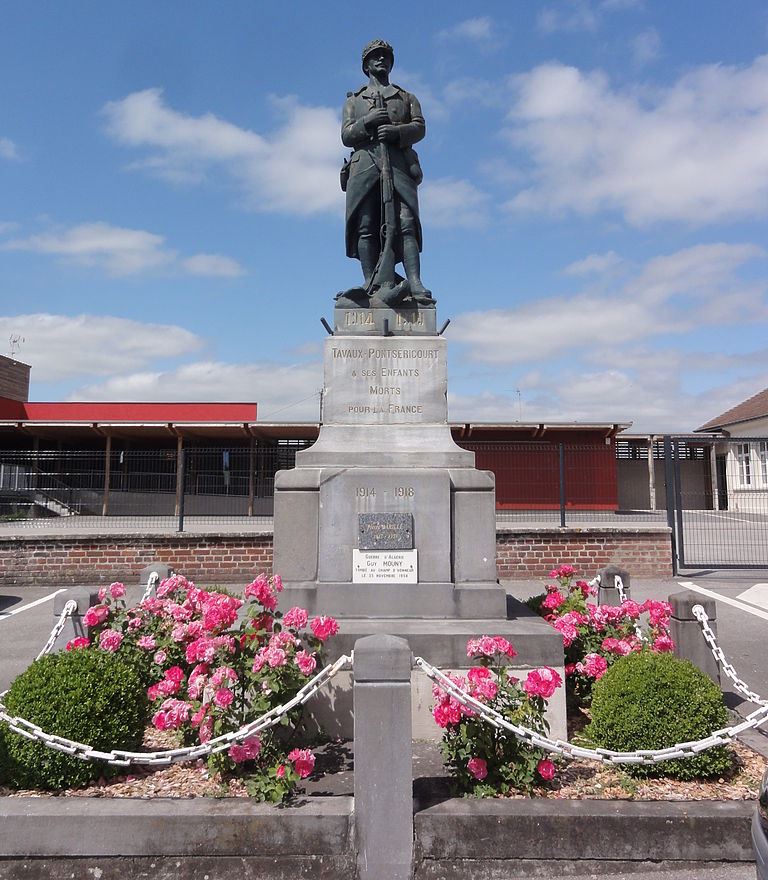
left=342, top=83, right=425, bottom=259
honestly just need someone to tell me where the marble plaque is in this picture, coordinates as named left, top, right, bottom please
left=352, top=549, right=418, bottom=584
left=322, top=335, right=447, bottom=425
left=358, top=512, right=413, bottom=550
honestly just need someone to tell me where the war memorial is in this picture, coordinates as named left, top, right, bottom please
left=0, top=37, right=766, bottom=880
left=272, top=38, right=565, bottom=739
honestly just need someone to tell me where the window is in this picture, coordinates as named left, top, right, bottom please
left=760, top=441, right=768, bottom=484
left=737, top=443, right=752, bottom=486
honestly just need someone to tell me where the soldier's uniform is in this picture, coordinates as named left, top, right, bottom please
left=341, top=83, right=425, bottom=263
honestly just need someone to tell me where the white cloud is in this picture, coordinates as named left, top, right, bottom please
left=180, top=253, right=245, bottom=278
left=0, top=137, right=19, bottom=160
left=103, top=88, right=342, bottom=216
left=0, top=314, right=202, bottom=380
left=632, top=28, right=661, bottom=66
left=437, top=17, right=500, bottom=50
left=563, top=251, right=624, bottom=276
left=450, top=243, right=767, bottom=364
left=504, top=54, right=768, bottom=226
left=420, top=178, right=491, bottom=229
left=449, top=368, right=768, bottom=434
left=2, top=221, right=244, bottom=278
left=447, top=242, right=768, bottom=431
left=72, top=360, right=323, bottom=421
left=537, top=0, right=641, bottom=33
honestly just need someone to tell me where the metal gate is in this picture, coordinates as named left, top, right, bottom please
left=665, top=435, right=768, bottom=569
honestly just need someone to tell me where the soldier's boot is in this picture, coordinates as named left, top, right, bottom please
left=358, top=235, right=378, bottom=288
left=402, top=235, right=434, bottom=304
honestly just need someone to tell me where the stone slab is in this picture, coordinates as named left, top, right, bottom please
left=0, top=797, right=353, bottom=857
left=415, top=799, right=755, bottom=862
left=318, top=468, right=451, bottom=584
left=321, top=335, right=447, bottom=426
left=295, top=424, right=474, bottom=468
left=333, top=305, right=437, bottom=336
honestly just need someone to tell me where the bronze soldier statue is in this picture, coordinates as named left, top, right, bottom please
left=338, top=39, right=434, bottom=308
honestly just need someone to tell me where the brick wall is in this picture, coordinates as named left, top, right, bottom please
left=0, top=534, right=274, bottom=587
left=0, top=355, right=31, bottom=402
left=0, top=527, right=671, bottom=587
left=496, top=528, right=672, bottom=578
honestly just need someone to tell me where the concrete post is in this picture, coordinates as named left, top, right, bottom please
left=598, top=564, right=630, bottom=606
left=52, top=587, right=101, bottom=651
left=353, top=634, right=413, bottom=880
left=669, top=591, right=720, bottom=684
left=139, top=561, right=173, bottom=585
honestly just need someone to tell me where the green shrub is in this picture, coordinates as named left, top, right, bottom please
left=587, top=650, right=733, bottom=779
left=0, top=648, right=150, bottom=790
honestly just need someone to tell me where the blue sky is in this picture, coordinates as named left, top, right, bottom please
left=3, top=0, right=768, bottom=432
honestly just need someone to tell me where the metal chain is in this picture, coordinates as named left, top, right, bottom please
left=692, top=604, right=766, bottom=706
left=36, top=600, right=78, bottom=660
left=0, top=653, right=353, bottom=767
left=415, top=655, right=768, bottom=765
left=140, top=571, right=160, bottom=604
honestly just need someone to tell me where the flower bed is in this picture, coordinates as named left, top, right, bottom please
left=1, top=574, right=339, bottom=802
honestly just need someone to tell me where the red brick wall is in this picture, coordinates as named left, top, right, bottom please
left=0, top=528, right=671, bottom=587
left=0, top=534, right=274, bottom=587
left=496, top=528, right=672, bottom=578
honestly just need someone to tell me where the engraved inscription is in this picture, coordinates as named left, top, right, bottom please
left=358, top=512, right=413, bottom=550
left=352, top=549, right=418, bottom=583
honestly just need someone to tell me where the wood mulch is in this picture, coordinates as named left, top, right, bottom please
left=1, top=723, right=765, bottom=800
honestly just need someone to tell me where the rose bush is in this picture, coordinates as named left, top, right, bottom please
left=80, top=573, right=338, bottom=802
left=528, top=564, right=675, bottom=706
left=432, top=635, right=562, bottom=796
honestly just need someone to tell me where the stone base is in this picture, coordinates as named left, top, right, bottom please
left=307, top=598, right=566, bottom=741
left=280, top=582, right=506, bottom=619
left=333, top=305, right=436, bottom=336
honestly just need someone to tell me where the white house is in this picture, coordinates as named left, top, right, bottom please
left=696, top=387, right=768, bottom=513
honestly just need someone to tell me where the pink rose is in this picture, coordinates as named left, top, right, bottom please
left=264, top=646, right=287, bottom=668
left=229, top=737, right=260, bottom=765
left=214, top=687, right=234, bottom=709
left=198, top=717, right=213, bottom=744
left=98, top=629, right=123, bottom=652
left=83, top=604, right=109, bottom=628
left=652, top=634, right=675, bottom=653
left=276, top=763, right=286, bottom=779
left=283, top=606, right=309, bottom=629
left=295, top=650, right=317, bottom=676
left=537, top=758, right=556, bottom=781
left=109, top=582, right=126, bottom=599
left=244, top=575, right=277, bottom=611
left=137, top=635, right=156, bottom=650
left=153, top=649, right=168, bottom=665
left=577, top=653, right=608, bottom=680
left=287, top=747, right=315, bottom=779
left=467, top=757, right=488, bottom=780
left=542, top=591, right=566, bottom=611
left=310, top=615, right=339, bottom=642
left=65, top=636, right=89, bottom=651
left=523, top=667, right=563, bottom=699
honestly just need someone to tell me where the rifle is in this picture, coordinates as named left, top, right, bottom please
left=368, top=91, right=408, bottom=306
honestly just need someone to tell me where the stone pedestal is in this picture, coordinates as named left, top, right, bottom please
left=273, top=306, right=564, bottom=738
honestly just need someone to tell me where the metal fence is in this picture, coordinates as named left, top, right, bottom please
left=0, top=444, right=311, bottom=532
left=4, top=437, right=767, bottom=568
left=460, top=441, right=663, bottom=527
left=664, top=435, right=768, bottom=569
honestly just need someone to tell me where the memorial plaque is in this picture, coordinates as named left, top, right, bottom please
left=358, top=512, right=413, bottom=550
left=352, top=549, right=418, bottom=584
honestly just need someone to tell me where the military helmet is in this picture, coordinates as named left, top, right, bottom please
left=361, top=39, right=394, bottom=74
